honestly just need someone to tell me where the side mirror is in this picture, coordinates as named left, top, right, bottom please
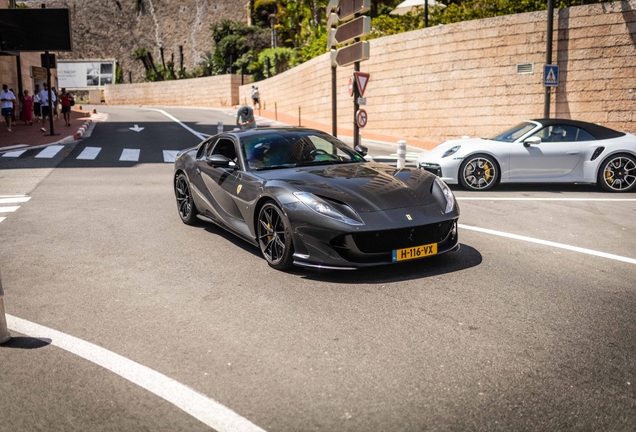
left=355, top=144, right=368, bottom=156
left=206, top=154, right=234, bottom=167
left=523, top=136, right=541, bottom=147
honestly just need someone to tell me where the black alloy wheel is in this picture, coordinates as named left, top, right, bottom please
left=598, top=153, right=636, bottom=192
left=459, top=154, right=499, bottom=191
left=257, top=201, right=294, bottom=270
left=175, top=173, right=198, bottom=225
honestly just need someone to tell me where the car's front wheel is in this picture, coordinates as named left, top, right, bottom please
left=257, top=201, right=294, bottom=270
left=175, top=173, right=198, bottom=225
left=459, top=154, right=499, bottom=191
left=598, top=153, right=636, bottom=192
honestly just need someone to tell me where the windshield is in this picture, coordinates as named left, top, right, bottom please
left=489, top=122, right=537, bottom=143
left=241, top=131, right=366, bottom=170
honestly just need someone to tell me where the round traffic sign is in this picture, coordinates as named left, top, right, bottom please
left=356, top=109, right=367, bottom=128
left=348, top=77, right=354, bottom=97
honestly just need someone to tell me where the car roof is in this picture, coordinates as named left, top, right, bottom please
left=530, top=118, right=626, bottom=140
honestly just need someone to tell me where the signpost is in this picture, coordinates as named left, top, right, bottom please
left=328, top=0, right=372, bottom=147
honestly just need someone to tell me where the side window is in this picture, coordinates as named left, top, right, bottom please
left=211, top=138, right=238, bottom=161
left=197, top=137, right=216, bottom=159
left=575, top=128, right=595, bottom=141
left=532, top=125, right=570, bottom=143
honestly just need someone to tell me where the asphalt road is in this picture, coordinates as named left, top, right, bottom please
left=1, top=106, right=635, bottom=431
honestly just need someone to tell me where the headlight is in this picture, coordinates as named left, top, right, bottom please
left=435, top=177, right=455, bottom=213
left=442, top=145, right=461, bottom=158
left=294, top=192, right=364, bottom=226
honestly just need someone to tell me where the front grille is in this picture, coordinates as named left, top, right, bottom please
left=346, top=221, right=455, bottom=254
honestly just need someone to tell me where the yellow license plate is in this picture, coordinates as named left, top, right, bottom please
left=392, top=243, right=438, bottom=262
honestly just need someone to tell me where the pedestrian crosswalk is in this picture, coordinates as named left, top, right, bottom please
left=2, top=145, right=181, bottom=163
left=0, top=195, right=31, bottom=224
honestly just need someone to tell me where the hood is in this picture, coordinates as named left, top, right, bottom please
left=259, top=163, right=439, bottom=212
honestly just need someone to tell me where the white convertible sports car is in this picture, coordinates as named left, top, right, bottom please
left=417, top=119, right=636, bottom=192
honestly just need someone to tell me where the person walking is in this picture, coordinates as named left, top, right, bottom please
left=39, top=83, right=55, bottom=132
left=59, top=88, right=73, bottom=127
left=32, top=86, right=41, bottom=123
left=251, top=86, right=260, bottom=109
left=9, top=89, right=17, bottom=125
left=51, top=86, right=60, bottom=120
left=236, top=105, right=256, bottom=130
left=20, top=90, right=33, bottom=125
left=1, top=84, right=16, bottom=132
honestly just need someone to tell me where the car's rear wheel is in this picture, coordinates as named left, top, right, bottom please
left=258, top=201, right=294, bottom=270
left=175, top=173, right=198, bottom=225
left=459, top=154, right=499, bottom=191
left=598, top=153, right=636, bottom=192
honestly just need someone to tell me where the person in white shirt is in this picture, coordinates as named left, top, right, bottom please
left=0, top=84, right=16, bottom=132
left=39, top=82, right=56, bottom=131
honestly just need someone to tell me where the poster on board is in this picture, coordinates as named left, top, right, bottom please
left=57, top=61, right=115, bottom=89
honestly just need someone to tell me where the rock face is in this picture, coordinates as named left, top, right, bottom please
left=21, top=0, right=247, bottom=82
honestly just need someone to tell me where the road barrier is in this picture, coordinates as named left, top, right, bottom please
left=0, top=269, right=11, bottom=344
left=397, top=140, right=406, bottom=169
left=217, top=121, right=223, bottom=134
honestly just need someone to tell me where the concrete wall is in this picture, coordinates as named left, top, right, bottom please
left=240, top=0, right=636, bottom=141
left=103, top=74, right=243, bottom=107
left=101, top=1, right=636, bottom=142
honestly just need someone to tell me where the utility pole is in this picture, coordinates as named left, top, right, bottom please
left=544, top=0, right=555, bottom=118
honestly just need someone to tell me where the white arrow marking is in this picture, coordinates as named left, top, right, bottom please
left=129, top=124, right=145, bottom=132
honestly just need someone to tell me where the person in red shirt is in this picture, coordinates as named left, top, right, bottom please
left=59, top=88, right=74, bottom=127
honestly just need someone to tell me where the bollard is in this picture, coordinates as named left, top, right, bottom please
left=397, top=140, right=407, bottom=170
left=0, top=269, right=11, bottom=344
left=217, top=121, right=223, bottom=134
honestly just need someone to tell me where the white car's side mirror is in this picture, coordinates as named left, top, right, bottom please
left=523, top=136, right=541, bottom=147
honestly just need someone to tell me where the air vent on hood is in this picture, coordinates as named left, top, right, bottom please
left=516, top=63, right=534, bottom=74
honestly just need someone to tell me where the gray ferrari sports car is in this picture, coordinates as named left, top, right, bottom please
left=173, top=128, right=459, bottom=270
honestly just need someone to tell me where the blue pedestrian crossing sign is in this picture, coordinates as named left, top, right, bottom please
left=544, top=64, right=559, bottom=87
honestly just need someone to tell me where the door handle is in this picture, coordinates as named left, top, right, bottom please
left=566, top=151, right=580, bottom=155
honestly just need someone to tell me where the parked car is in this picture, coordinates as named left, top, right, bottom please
left=417, top=119, right=636, bottom=192
left=174, top=128, right=459, bottom=271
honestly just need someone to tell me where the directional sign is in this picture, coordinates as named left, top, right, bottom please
left=544, top=64, right=559, bottom=87
left=334, top=41, right=370, bottom=67
left=354, top=71, right=370, bottom=97
left=356, top=109, right=368, bottom=128
left=338, top=0, right=371, bottom=22
left=331, top=16, right=370, bottom=46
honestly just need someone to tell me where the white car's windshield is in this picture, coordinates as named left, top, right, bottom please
left=489, top=122, right=537, bottom=142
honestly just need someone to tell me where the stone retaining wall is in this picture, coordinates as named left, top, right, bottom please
left=104, top=74, right=242, bottom=107
left=104, top=1, right=636, bottom=142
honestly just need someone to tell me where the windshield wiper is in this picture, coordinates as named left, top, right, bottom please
left=253, top=164, right=293, bottom=171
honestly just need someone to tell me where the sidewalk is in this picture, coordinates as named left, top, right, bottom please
left=251, top=107, right=439, bottom=151
left=0, top=109, right=92, bottom=153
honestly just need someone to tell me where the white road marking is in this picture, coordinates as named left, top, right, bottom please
left=457, top=197, right=636, bottom=202
left=77, top=146, right=102, bottom=160
left=2, top=150, right=27, bottom=157
left=6, top=315, right=266, bottom=432
left=120, top=148, right=141, bottom=162
left=35, top=145, right=64, bottom=158
left=0, top=197, right=30, bottom=204
left=163, top=150, right=180, bottom=163
left=0, top=217, right=5, bottom=223
left=0, top=206, right=20, bottom=213
left=148, top=108, right=207, bottom=141
left=458, top=223, right=636, bottom=265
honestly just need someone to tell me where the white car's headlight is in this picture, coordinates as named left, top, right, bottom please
left=294, top=192, right=364, bottom=226
left=442, top=145, right=461, bottom=158
left=435, top=177, right=455, bottom=213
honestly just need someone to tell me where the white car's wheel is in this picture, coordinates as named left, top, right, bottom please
left=598, top=153, right=636, bottom=192
left=459, top=154, right=499, bottom=191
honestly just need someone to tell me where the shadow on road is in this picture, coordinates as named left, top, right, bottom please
left=0, top=336, right=52, bottom=349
